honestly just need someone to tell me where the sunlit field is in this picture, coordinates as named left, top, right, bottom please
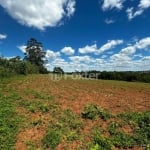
left=0, top=74, right=150, bottom=150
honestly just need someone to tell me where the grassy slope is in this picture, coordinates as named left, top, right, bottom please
left=0, top=74, right=150, bottom=150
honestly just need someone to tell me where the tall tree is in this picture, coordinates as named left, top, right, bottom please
left=53, top=67, right=64, bottom=74
left=24, top=38, right=47, bottom=73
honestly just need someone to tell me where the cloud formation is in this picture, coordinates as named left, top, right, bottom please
left=0, top=34, right=7, bottom=39
left=61, top=46, right=75, bottom=55
left=126, top=0, right=150, bottom=20
left=98, top=40, right=123, bottom=53
left=104, top=18, right=115, bottom=24
left=79, top=44, right=97, bottom=54
left=0, top=0, right=76, bottom=30
left=78, top=40, right=123, bottom=54
left=69, top=55, right=92, bottom=64
left=17, top=45, right=26, bottom=53
left=102, top=0, right=124, bottom=10
left=46, top=50, right=61, bottom=59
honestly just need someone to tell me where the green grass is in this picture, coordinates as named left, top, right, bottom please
left=0, top=93, right=23, bottom=149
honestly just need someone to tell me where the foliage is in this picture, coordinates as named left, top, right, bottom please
left=0, top=56, right=39, bottom=78
left=42, top=128, right=62, bottom=149
left=0, top=94, right=22, bottom=149
left=0, top=38, right=48, bottom=78
left=90, top=129, right=113, bottom=150
left=82, top=104, right=111, bottom=120
left=53, top=66, right=64, bottom=74
left=118, top=111, right=150, bottom=146
left=82, top=71, right=150, bottom=83
left=24, top=38, right=48, bottom=73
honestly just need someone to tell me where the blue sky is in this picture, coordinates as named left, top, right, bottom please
left=0, top=0, right=150, bottom=72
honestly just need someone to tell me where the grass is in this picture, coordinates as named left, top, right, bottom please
left=0, top=74, right=150, bottom=149
left=0, top=93, right=23, bottom=149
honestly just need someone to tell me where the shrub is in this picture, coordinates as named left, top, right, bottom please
left=82, top=104, right=110, bottom=120
left=90, top=129, right=113, bottom=150
left=42, top=129, right=62, bottom=149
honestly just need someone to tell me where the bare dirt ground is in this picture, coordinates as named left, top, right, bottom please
left=7, top=75, right=150, bottom=150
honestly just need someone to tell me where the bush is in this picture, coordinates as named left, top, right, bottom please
left=0, top=66, right=12, bottom=78
left=82, top=104, right=110, bottom=120
left=90, top=129, right=113, bottom=150
left=42, top=129, right=62, bottom=149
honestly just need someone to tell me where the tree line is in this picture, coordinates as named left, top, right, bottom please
left=1, top=38, right=150, bottom=83
left=0, top=38, right=48, bottom=78
left=81, top=70, right=150, bottom=83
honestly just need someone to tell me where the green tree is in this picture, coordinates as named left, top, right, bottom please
left=53, top=67, right=64, bottom=74
left=24, top=38, right=48, bottom=73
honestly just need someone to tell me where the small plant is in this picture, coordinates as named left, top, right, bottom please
left=26, top=141, right=37, bottom=150
left=42, top=128, right=62, bottom=149
left=111, top=131, right=135, bottom=148
left=38, top=102, right=49, bottom=113
left=61, top=109, right=83, bottom=129
left=28, top=105, right=37, bottom=113
left=82, top=104, right=110, bottom=120
left=82, top=104, right=100, bottom=120
left=90, top=128, right=113, bottom=150
left=108, top=122, right=120, bottom=135
left=118, top=111, right=150, bottom=147
left=66, top=131, right=78, bottom=141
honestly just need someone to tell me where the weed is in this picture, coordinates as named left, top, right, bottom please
left=111, top=131, right=135, bottom=148
left=82, top=104, right=111, bottom=120
left=66, top=131, right=79, bottom=141
left=37, top=102, right=49, bottom=113
left=0, top=94, right=22, bottom=149
left=90, top=128, right=113, bottom=150
left=26, top=141, right=37, bottom=150
left=42, top=128, right=62, bottom=149
left=117, top=111, right=150, bottom=148
left=61, top=109, right=83, bottom=129
left=28, top=104, right=37, bottom=113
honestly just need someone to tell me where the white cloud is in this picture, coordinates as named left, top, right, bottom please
left=0, top=34, right=7, bottom=39
left=78, top=40, right=123, bottom=55
left=17, top=45, right=27, bottom=53
left=111, top=53, right=131, bottom=61
left=120, top=46, right=136, bottom=55
left=104, top=18, right=115, bottom=24
left=102, top=0, right=124, bottom=10
left=98, top=40, right=123, bottom=53
left=46, top=50, right=61, bottom=59
left=66, top=0, right=76, bottom=17
left=135, top=37, right=150, bottom=49
left=126, top=0, right=150, bottom=20
left=110, top=37, right=150, bottom=62
left=139, top=0, right=150, bottom=9
left=78, top=44, right=97, bottom=54
left=0, top=0, right=76, bottom=30
left=61, top=46, right=75, bottom=55
left=126, top=7, right=143, bottom=20
left=69, top=55, right=92, bottom=64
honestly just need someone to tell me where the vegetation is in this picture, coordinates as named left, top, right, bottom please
left=0, top=74, right=149, bottom=149
left=82, top=104, right=111, bottom=120
left=24, top=38, right=48, bottom=73
left=0, top=91, right=23, bottom=149
left=81, top=70, right=150, bottom=83
left=53, top=66, right=64, bottom=74
left=0, top=38, right=48, bottom=78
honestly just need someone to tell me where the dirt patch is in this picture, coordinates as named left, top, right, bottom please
left=7, top=75, right=150, bottom=150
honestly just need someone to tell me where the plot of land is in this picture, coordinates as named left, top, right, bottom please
left=0, top=75, right=150, bottom=150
